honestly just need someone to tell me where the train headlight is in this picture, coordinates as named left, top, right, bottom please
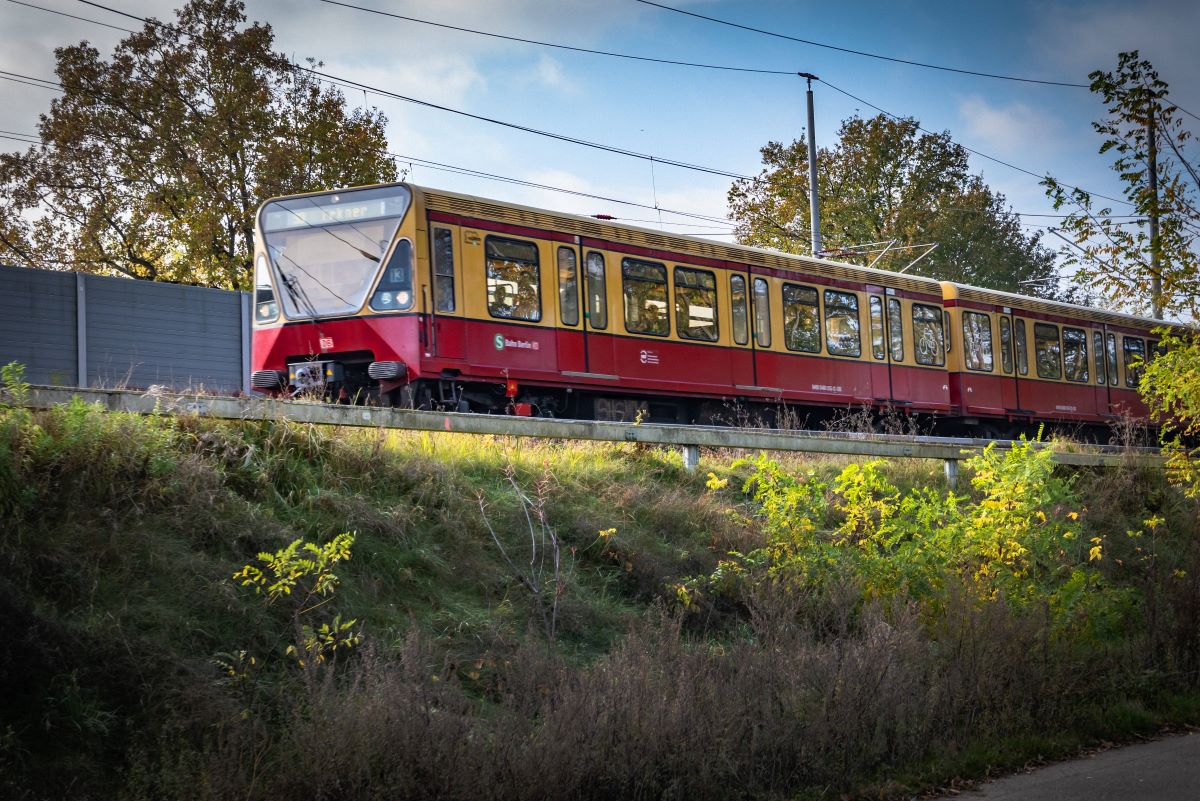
left=370, top=288, right=412, bottom=311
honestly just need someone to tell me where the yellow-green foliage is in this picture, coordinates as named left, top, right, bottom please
left=1140, top=329, right=1200, bottom=497
left=694, top=439, right=1135, bottom=637
left=234, top=533, right=362, bottom=667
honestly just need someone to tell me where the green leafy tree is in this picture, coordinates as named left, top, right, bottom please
left=1047, top=53, right=1200, bottom=495
left=1140, top=330, right=1200, bottom=496
left=0, top=0, right=397, bottom=290
left=1043, top=51, right=1199, bottom=319
left=729, top=114, right=1059, bottom=295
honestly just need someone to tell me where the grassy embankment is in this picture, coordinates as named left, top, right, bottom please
left=1, top=372, right=1198, bottom=800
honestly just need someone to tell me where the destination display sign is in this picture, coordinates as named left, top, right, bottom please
left=261, top=187, right=411, bottom=232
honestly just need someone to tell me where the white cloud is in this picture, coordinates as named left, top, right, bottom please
left=1034, top=0, right=1200, bottom=113
left=529, top=55, right=575, bottom=94
left=957, top=96, right=1057, bottom=158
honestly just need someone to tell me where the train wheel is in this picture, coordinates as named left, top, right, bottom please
left=975, top=423, right=1007, bottom=440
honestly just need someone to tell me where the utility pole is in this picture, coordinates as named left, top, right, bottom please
left=799, top=72, right=821, bottom=257
left=1146, top=103, right=1163, bottom=319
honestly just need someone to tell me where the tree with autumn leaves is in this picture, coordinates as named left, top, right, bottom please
left=0, top=0, right=396, bottom=291
left=1052, top=52, right=1200, bottom=496
left=727, top=114, right=1060, bottom=296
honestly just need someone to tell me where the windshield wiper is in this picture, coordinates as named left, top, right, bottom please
left=281, top=271, right=321, bottom=322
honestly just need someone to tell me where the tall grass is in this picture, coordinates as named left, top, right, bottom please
left=1, top=394, right=1198, bottom=800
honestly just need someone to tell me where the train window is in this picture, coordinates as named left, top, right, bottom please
left=1034, top=323, right=1062, bottom=380
left=486, top=236, right=541, bottom=321
left=824, top=290, right=861, bottom=357
left=1015, top=319, right=1029, bottom=376
left=622, top=258, right=669, bottom=336
left=1093, top=331, right=1106, bottom=385
left=730, top=275, right=749, bottom=345
left=1123, top=336, right=1146, bottom=387
left=999, top=316, right=1013, bottom=374
left=370, top=239, right=415, bottom=311
left=869, top=297, right=885, bottom=360
left=254, top=253, right=278, bottom=323
left=432, top=227, right=456, bottom=312
left=782, top=283, right=820, bottom=353
left=585, top=252, right=607, bottom=330
left=1063, top=327, right=1089, bottom=383
left=557, top=247, right=578, bottom=326
left=1106, top=333, right=1118, bottom=386
left=674, top=267, right=719, bottom=342
left=912, top=303, right=945, bottom=366
left=944, top=311, right=952, bottom=353
left=962, top=311, right=994, bottom=372
left=887, top=297, right=904, bottom=361
left=753, top=277, right=771, bottom=348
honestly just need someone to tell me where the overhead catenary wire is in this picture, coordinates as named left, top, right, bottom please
left=11, top=0, right=1193, bottom=251
left=634, top=0, right=1090, bottom=88
left=5, top=0, right=134, bottom=32
left=315, top=0, right=799, bottom=76
left=17, top=0, right=1161, bottom=216
left=0, top=119, right=745, bottom=235
left=47, top=1, right=757, bottom=182
left=816, top=76, right=1137, bottom=209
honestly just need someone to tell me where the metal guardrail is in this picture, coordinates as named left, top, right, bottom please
left=21, top=386, right=1163, bottom=487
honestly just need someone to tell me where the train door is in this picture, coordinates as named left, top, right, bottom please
left=729, top=271, right=755, bottom=389
left=553, top=242, right=585, bottom=375
left=1101, top=326, right=1118, bottom=416
left=1094, top=330, right=1108, bottom=422
left=579, top=248, right=615, bottom=377
left=427, top=224, right=464, bottom=360
left=999, top=312, right=1021, bottom=413
left=749, top=276, right=773, bottom=389
left=867, top=293, right=891, bottom=403
left=884, top=294, right=909, bottom=401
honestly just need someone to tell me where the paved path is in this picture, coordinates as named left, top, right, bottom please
left=948, top=732, right=1200, bottom=800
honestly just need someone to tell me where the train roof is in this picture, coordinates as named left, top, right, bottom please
left=406, top=183, right=1183, bottom=331
left=941, top=281, right=1180, bottom=332
left=412, top=184, right=945, bottom=296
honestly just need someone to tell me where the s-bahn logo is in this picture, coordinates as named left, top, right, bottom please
left=494, top=334, right=539, bottom=352
left=639, top=349, right=660, bottom=366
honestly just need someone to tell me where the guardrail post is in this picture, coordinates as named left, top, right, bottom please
left=682, top=444, right=700, bottom=472
left=943, top=458, right=960, bottom=490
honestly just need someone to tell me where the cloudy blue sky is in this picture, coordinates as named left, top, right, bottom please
left=3, top=0, right=1198, bottom=255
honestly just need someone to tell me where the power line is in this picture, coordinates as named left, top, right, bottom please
left=14, top=1, right=1172, bottom=232
left=0, top=71, right=61, bottom=91
left=817, top=76, right=1136, bottom=209
left=300, top=66, right=754, bottom=180
left=634, top=0, right=1089, bottom=88
left=316, top=0, right=798, bottom=77
left=54, top=0, right=1166, bottom=212
left=0, top=132, right=43, bottom=144
left=1163, top=98, right=1200, bottom=124
left=4, top=0, right=134, bottom=33
left=60, top=0, right=757, bottom=181
left=0, top=119, right=741, bottom=232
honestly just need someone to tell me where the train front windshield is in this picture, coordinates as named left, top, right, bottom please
left=259, top=185, right=412, bottom=318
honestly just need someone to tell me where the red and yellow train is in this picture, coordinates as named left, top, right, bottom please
left=250, top=182, right=1165, bottom=436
